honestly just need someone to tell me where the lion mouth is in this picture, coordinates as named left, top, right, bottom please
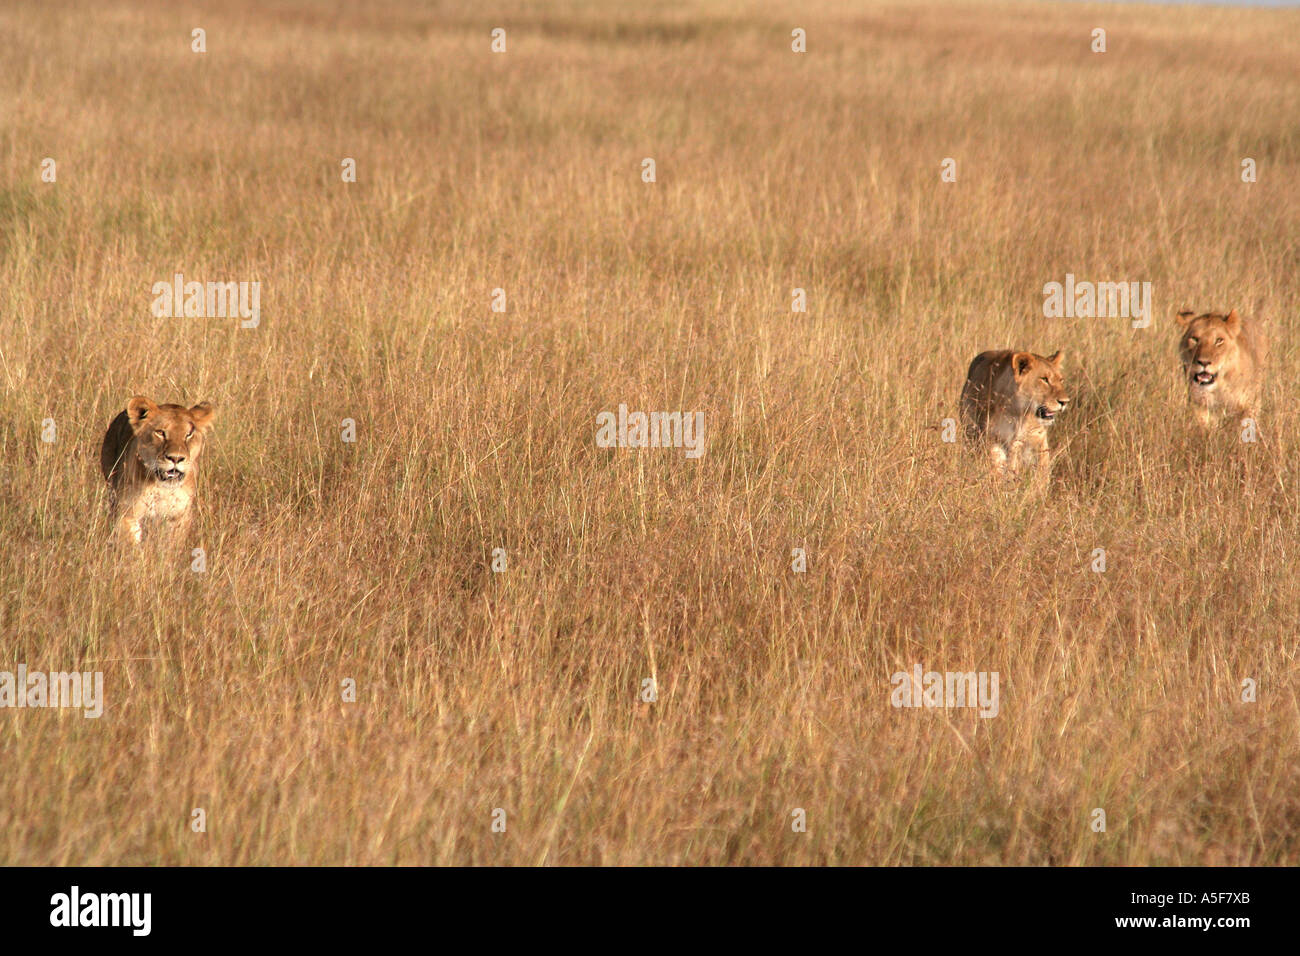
left=1193, top=371, right=1217, bottom=387
left=1036, top=406, right=1058, bottom=421
left=158, top=467, right=183, bottom=482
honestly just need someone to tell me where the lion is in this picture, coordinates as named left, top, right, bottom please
left=99, top=396, right=216, bottom=544
left=960, top=349, right=1069, bottom=481
left=1176, top=309, right=1262, bottom=429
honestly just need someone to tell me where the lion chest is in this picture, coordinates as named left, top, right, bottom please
left=130, top=482, right=193, bottom=528
left=988, top=412, right=1048, bottom=453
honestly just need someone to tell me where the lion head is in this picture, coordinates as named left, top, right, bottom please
left=1177, top=309, right=1246, bottom=393
left=126, top=396, right=216, bottom=483
left=1012, top=350, right=1069, bottom=423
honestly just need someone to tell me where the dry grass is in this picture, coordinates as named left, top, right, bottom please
left=1, top=0, right=1298, bottom=865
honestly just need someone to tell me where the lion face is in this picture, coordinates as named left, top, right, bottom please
left=1012, top=350, right=1069, bottom=424
left=127, top=396, right=216, bottom=483
left=1178, top=309, right=1243, bottom=393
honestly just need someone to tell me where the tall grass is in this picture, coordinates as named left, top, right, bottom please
left=0, top=0, right=1297, bottom=864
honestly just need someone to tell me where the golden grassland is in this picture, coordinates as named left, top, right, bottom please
left=1, top=0, right=1298, bottom=865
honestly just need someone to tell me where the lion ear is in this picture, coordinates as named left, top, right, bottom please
left=1012, top=352, right=1033, bottom=379
left=126, top=396, right=159, bottom=426
left=1176, top=310, right=1196, bottom=329
left=1224, top=309, right=1241, bottom=331
left=189, top=402, right=216, bottom=430
left=1047, top=349, right=1064, bottom=368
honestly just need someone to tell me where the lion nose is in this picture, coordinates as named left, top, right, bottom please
left=166, top=451, right=186, bottom=464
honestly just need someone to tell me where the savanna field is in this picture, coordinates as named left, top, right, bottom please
left=1, top=0, right=1298, bottom=865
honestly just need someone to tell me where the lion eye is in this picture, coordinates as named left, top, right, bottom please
left=154, top=430, right=165, bottom=439
left=1215, top=337, right=1224, bottom=345
left=1041, top=376, right=1050, bottom=384
left=186, top=427, right=194, bottom=439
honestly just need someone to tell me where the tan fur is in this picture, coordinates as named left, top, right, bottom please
left=99, top=396, right=216, bottom=545
left=960, top=349, right=1070, bottom=482
left=1176, top=309, right=1263, bottom=429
